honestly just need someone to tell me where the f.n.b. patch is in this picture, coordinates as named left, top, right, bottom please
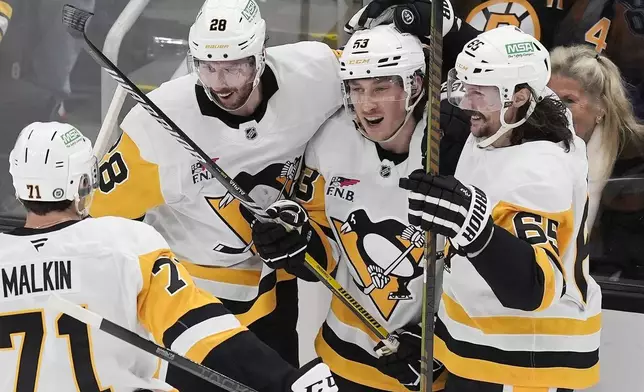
left=327, top=176, right=359, bottom=202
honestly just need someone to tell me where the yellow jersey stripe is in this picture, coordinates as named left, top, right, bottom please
left=315, top=329, right=408, bottom=391
left=441, top=293, right=601, bottom=335
left=435, top=316, right=599, bottom=389
left=180, top=259, right=294, bottom=286
left=183, top=327, right=247, bottom=363
left=435, top=335, right=599, bottom=389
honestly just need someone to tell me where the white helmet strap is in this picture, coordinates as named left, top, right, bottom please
left=476, top=96, right=537, bottom=148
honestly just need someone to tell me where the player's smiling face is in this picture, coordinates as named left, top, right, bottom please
left=197, top=56, right=257, bottom=110
left=346, top=77, right=409, bottom=141
left=460, top=84, right=503, bottom=137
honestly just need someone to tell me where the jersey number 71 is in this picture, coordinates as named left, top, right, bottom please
left=1, top=307, right=111, bottom=392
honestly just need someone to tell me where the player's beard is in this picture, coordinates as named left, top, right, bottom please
left=466, top=109, right=495, bottom=138
left=210, top=82, right=255, bottom=111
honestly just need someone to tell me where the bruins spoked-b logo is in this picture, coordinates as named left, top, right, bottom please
left=466, top=0, right=541, bottom=40
left=331, top=209, right=424, bottom=321
left=205, top=158, right=301, bottom=255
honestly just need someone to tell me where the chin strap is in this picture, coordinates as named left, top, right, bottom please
left=475, top=96, right=537, bottom=149
left=74, top=194, right=92, bottom=218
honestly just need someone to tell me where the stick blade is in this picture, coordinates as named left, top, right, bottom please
left=47, top=294, right=102, bottom=328
left=62, top=4, right=93, bottom=36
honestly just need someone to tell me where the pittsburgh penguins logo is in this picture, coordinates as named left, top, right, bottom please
left=466, top=0, right=542, bottom=40
left=331, top=209, right=424, bottom=321
left=205, top=157, right=301, bottom=255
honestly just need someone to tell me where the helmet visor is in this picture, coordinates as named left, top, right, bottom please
left=195, top=56, right=257, bottom=89
left=447, top=68, right=502, bottom=112
left=342, top=76, right=408, bottom=107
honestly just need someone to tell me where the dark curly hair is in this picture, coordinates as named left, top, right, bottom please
left=509, top=84, right=573, bottom=151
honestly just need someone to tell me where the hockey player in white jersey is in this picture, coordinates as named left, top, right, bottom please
left=397, top=26, right=601, bottom=391
left=0, top=121, right=337, bottom=392
left=251, top=25, right=446, bottom=391
left=88, top=0, right=343, bottom=366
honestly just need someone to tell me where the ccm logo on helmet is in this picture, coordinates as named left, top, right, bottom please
left=347, top=59, right=369, bottom=65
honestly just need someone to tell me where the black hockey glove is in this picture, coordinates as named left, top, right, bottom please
left=285, top=358, right=338, bottom=392
left=374, top=323, right=444, bottom=391
left=252, top=200, right=313, bottom=276
left=344, top=0, right=457, bottom=42
left=399, top=169, right=494, bottom=255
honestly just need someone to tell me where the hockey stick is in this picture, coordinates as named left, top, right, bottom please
left=46, top=295, right=257, bottom=392
left=61, top=3, right=399, bottom=356
left=93, top=86, right=128, bottom=161
left=61, top=4, right=268, bottom=220
left=304, top=253, right=398, bottom=355
left=420, top=0, right=445, bottom=390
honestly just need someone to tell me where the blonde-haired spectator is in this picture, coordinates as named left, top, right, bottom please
left=548, top=44, right=644, bottom=229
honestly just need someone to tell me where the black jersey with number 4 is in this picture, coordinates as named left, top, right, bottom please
left=456, top=0, right=644, bottom=114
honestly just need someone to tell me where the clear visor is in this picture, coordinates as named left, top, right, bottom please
left=195, top=56, right=257, bottom=90
left=447, top=68, right=502, bottom=112
left=343, top=76, right=408, bottom=107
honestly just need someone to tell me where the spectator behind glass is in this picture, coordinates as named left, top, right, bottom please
left=548, top=45, right=644, bottom=229
left=549, top=44, right=644, bottom=280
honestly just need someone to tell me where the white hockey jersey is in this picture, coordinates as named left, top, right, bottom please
left=436, top=127, right=602, bottom=388
left=296, top=109, right=437, bottom=391
left=0, top=217, right=247, bottom=392
left=90, top=41, right=342, bottom=360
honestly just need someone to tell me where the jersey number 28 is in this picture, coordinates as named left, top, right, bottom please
left=1, top=308, right=110, bottom=392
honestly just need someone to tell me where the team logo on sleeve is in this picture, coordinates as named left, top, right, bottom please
left=327, top=176, right=360, bottom=202
left=331, top=209, right=424, bottom=321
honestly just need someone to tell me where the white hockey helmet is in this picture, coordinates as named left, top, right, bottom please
left=339, top=24, right=426, bottom=142
left=447, top=25, right=551, bottom=147
left=189, top=0, right=266, bottom=111
left=9, top=122, right=98, bottom=216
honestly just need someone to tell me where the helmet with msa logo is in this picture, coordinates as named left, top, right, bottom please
left=447, top=25, right=551, bottom=147
left=9, top=122, right=98, bottom=216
